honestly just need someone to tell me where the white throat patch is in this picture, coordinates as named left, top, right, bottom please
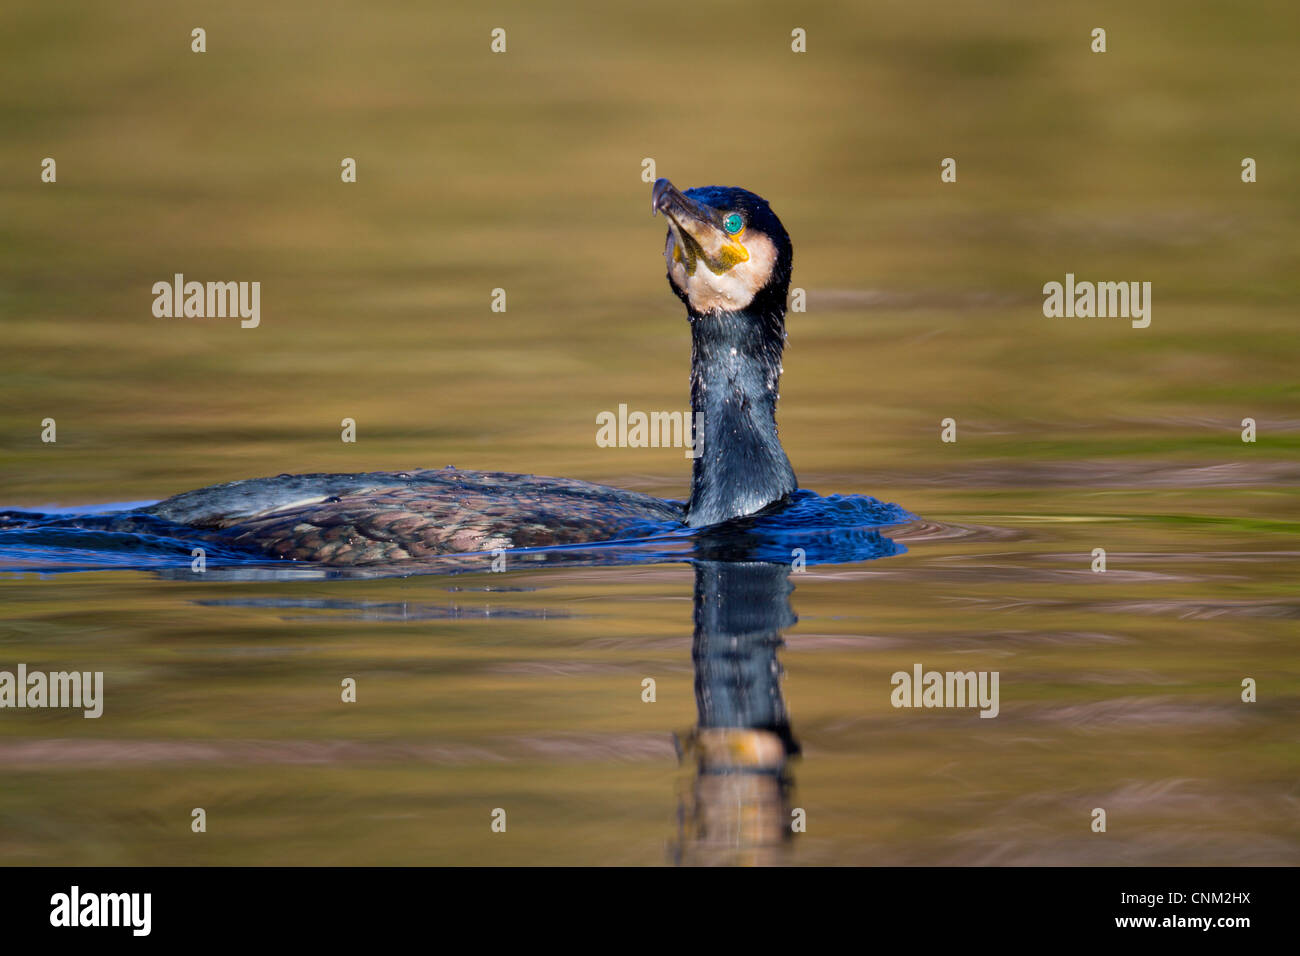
left=665, top=231, right=778, bottom=314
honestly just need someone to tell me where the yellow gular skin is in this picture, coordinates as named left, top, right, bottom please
left=665, top=226, right=777, bottom=315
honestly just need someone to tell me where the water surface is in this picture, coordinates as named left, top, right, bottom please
left=1, top=0, right=1297, bottom=865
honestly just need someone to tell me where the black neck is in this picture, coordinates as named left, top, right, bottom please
left=686, top=301, right=797, bottom=527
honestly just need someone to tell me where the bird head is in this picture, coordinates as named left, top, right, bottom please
left=651, top=178, right=792, bottom=317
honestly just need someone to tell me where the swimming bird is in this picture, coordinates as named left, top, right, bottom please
left=146, top=179, right=798, bottom=565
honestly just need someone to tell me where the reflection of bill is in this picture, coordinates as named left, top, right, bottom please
left=672, top=560, right=800, bottom=864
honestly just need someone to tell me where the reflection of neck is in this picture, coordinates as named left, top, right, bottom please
left=686, top=304, right=797, bottom=528
left=692, top=560, right=796, bottom=737
left=679, top=559, right=799, bottom=861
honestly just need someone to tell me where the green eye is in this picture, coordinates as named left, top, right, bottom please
left=722, top=213, right=744, bottom=235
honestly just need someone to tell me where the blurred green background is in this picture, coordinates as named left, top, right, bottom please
left=0, top=1, right=1297, bottom=865
left=2, top=0, right=1296, bottom=502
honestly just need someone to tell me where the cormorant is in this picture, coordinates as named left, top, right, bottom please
left=145, top=179, right=799, bottom=566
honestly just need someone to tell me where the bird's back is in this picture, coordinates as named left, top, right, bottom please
left=147, top=469, right=684, bottom=566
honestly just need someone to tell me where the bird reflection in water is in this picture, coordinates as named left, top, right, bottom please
left=670, top=522, right=902, bottom=865
left=673, top=559, right=798, bottom=864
